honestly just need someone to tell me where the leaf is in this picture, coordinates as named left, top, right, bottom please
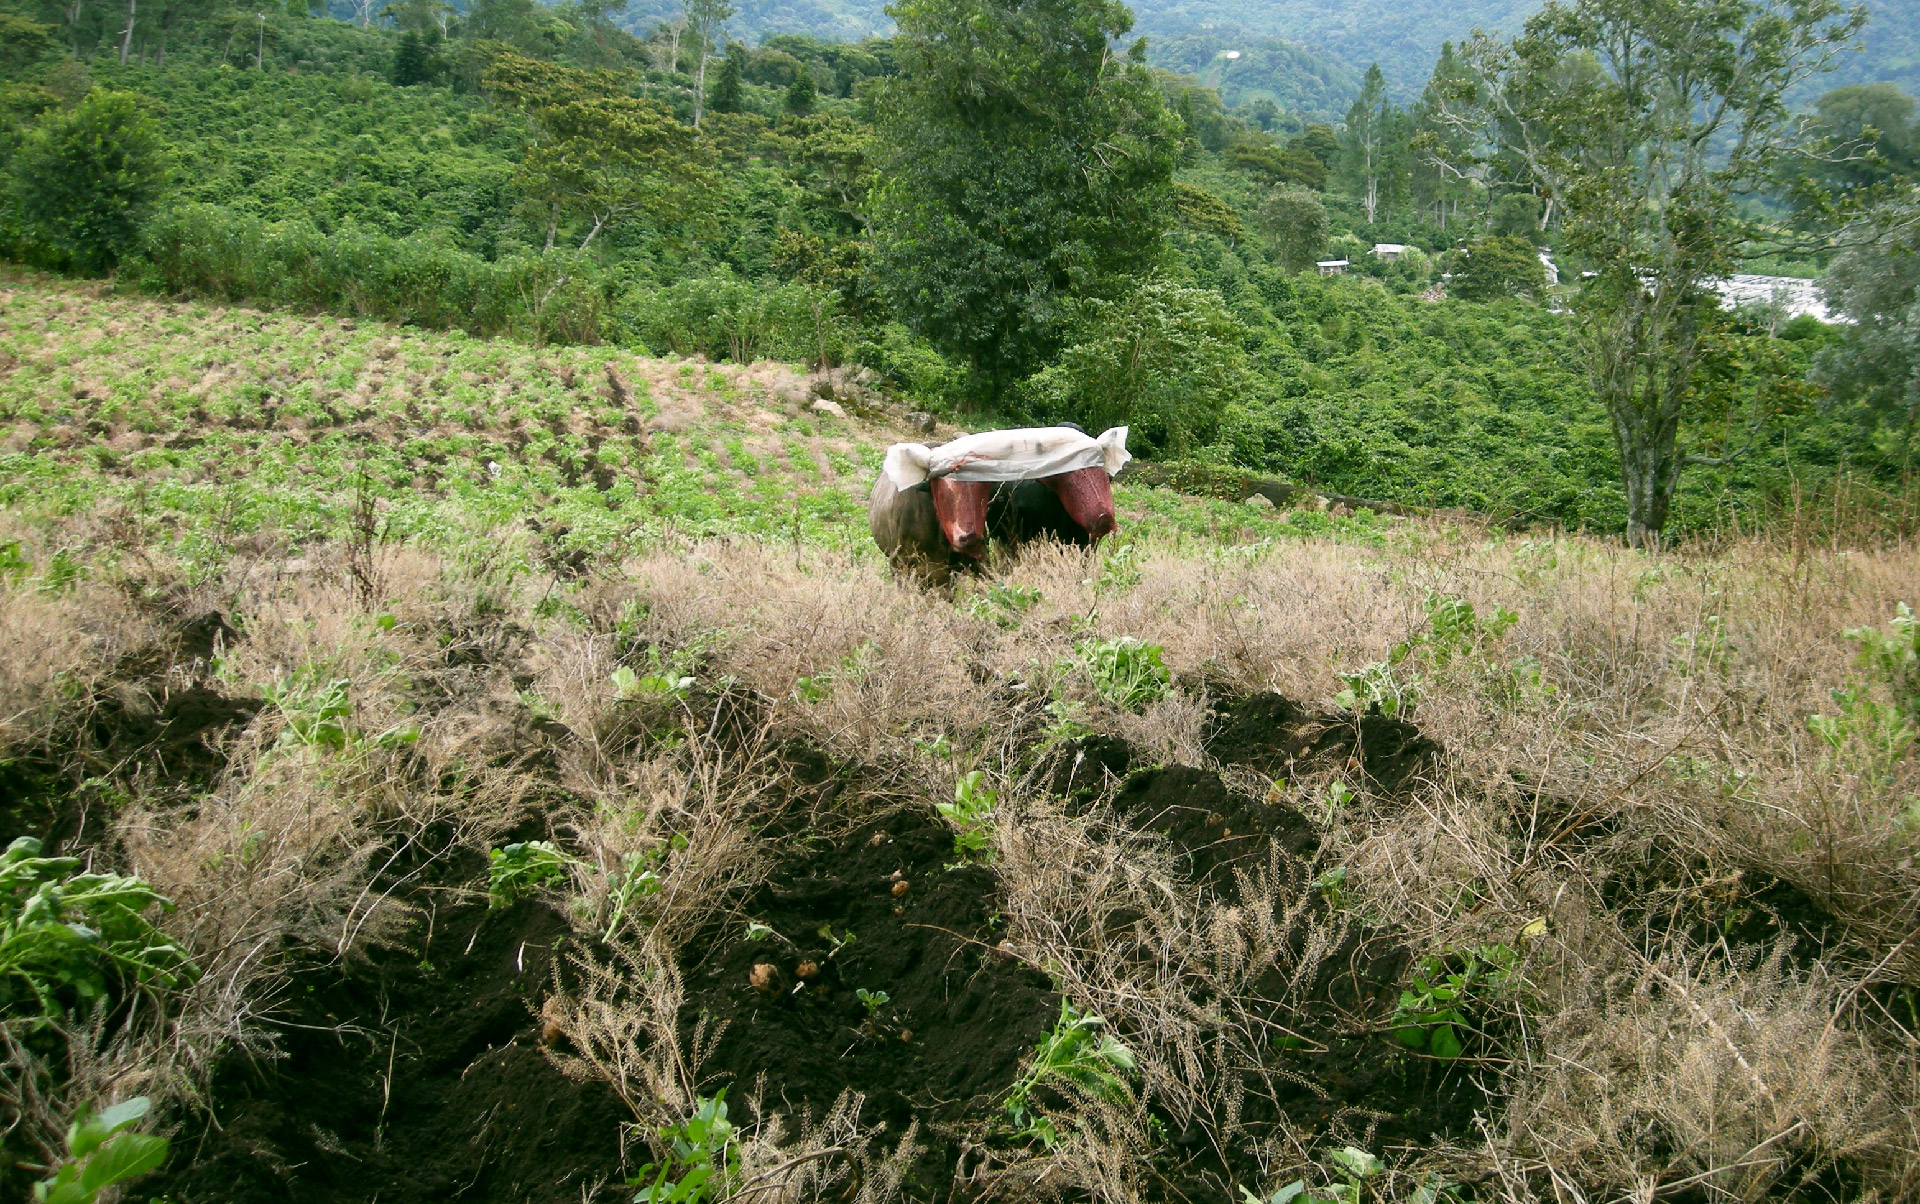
left=1428, top=1022, right=1464, bottom=1060
left=79, top=1132, right=168, bottom=1193
left=1519, top=916, right=1549, bottom=940
left=1330, top=1146, right=1383, bottom=1179
left=92, top=1097, right=152, bottom=1135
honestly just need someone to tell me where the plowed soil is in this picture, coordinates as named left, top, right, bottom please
left=677, top=805, right=1059, bottom=1200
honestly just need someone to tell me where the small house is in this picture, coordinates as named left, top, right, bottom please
left=1372, top=243, right=1407, bottom=262
left=1316, top=259, right=1349, bottom=276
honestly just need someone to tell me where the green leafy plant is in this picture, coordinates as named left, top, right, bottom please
left=1077, top=636, right=1170, bottom=711
left=1037, top=698, right=1095, bottom=752
left=856, top=987, right=890, bottom=1019
left=936, top=771, right=997, bottom=860
left=965, top=582, right=1043, bottom=628
left=612, top=666, right=694, bottom=702
left=601, top=845, right=673, bottom=940
left=1390, top=944, right=1517, bottom=1060
left=1093, top=542, right=1143, bottom=593
left=1003, top=1000, right=1136, bottom=1149
left=261, top=666, right=416, bottom=754
left=2, top=837, right=197, bottom=1023
left=1238, top=1146, right=1384, bottom=1204
left=486, top=841, right=572, bottom=909
left=1846, top=602, right=1919, bottom=720
left=261, top=668, right=353, bottom=751
left=33, top=1097, right=169, bottom=1204
left=1808, top=604, right=1920, bottom=776
left=1337, top=592, right=1518, bottom=717
left=628, top=1092, right=739, bottom=1203
left=0, top=539, right=30, bottom=580
left=1334, top=659, right=1417, bottom=718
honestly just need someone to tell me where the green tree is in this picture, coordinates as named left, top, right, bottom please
left=1021, top=280, right=1250, bottom=454
left=1458, top=0, right=1866, bottom=546
left=683, top=0, right=734, bottom=127
left=1290, top=123, right=1339, bottom=171
left=708, top=43, right=744, bottom=114
left=7, top=89, right=166, bottom=273
left=1409, top=42, right=1479, bottom=229
left=1487, top=191, right=1542, bottom=237
left=1337, top=63, right=1392, bottom=223
left=1810, top=82, right=1919, bottom=193
left=785, top=63, right=816, bottom=115
left=872, top=0, right=1180, bottom=403
left=1451, top=234, right=1546, bottom=300
left=390, top=29, right=446, bottom=86
left=482, top=51, right=714, bottom=252
left=1816, top=199, right=1920, bottom=467
left=1254, top=185, right=1328, bottom=273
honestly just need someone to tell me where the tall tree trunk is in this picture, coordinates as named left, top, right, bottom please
left=118, top=0, right=134, bottom=64
left=692, top=27, right=707, bottom=127
left=1610, top=397, right=1682, bottom=549
left=1589, top=282, right=1696, bottom=548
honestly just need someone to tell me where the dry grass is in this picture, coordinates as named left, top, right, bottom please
left=4, top=465, right=1919, bottom=1199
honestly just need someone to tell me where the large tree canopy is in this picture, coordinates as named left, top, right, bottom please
left=871, top=0, right=1180, bottom=403
left=1459, top=0, right=1866, bottom=546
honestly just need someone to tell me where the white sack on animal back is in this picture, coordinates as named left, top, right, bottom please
left=882, top=426, right=1130, bottom=490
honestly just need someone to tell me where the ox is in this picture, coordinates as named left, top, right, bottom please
left=868, top=426, right=1129, bottom=583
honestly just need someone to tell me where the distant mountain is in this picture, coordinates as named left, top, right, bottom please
left=1150, top=32, right=1362, bottom=121
left=608, top=0, right=1920, bottom=109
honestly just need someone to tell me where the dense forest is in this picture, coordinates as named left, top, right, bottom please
left=2, top=0, right=1919, bottom=537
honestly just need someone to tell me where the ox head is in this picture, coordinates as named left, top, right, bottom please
left=931, top=478, right=991, bottom=556
left=1043, top=465, right=1117, bottom=540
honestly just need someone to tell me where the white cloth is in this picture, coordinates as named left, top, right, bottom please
left=883, top=426, right=1130, bottom=490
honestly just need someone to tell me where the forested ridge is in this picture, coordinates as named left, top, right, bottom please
left=3, top=0, right=1919, bottom=537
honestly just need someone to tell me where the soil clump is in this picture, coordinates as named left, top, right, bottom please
left=148, top=893, right=629, bottom=1204
left=678, top=806, right=1057, bottom=1200
left=1207, top=693, right=1439, bottom=793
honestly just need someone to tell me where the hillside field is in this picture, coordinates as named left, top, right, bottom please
left=3, top=275, right=1919, bottom=1203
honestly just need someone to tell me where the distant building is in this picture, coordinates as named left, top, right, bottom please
left=1316, top=259, right=1349, bottom=276
left=1372, top=243, right=1407, bottom=262
left=1713, top=274, right=1837, bottom=322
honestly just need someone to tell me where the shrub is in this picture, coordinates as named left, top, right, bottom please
left=1021, top=280, right=1251, bottom=455
left=7, top=89, right=166, bottom=273
left=617, top=272, right=847, bottom=366
left=1450, top=234, right=1548, bottom=301
left=132, top=204, right=605, bottom=342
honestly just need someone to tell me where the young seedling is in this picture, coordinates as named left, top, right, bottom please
left=856, top=987, right=889, bottom=1019
left=627, top=1092, right=738, bottom=1204
left=486, top=841, right=572, bottom=909
left=1003, top=1000, right=1136, bottom=1149
left=936, top=771, right=996, bottom=862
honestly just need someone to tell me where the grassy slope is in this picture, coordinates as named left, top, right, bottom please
left=3, top=275, right=1918, bottom=1202
left=0, top=273, right=1394, bottom=573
